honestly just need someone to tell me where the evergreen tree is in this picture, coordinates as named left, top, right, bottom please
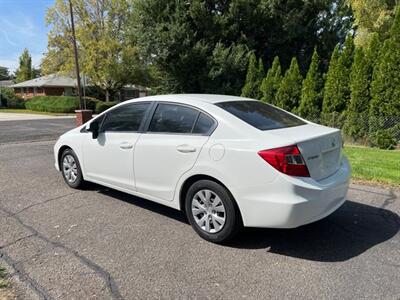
left=344, top=47, right=371, bottom=139
left=337, top=34, right=354, bottom=111
left=369, top=8, right=400, bottom=139
left=322, top=45, right=340, bottom=120
left=260, top=56, right=282, bottom=105
left=276, top=57, right=303, bottom=112
left=298, top=48, right=323, bottom=119
left=15, top=49, right=34, bottom=83
left=366, top=33, right=380, bottom=69
left=322, top=35, right=354, bottom=125
left=241, top=53, right=264, bottom=99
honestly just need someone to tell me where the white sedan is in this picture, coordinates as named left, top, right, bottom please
left=54, top=94, right=351, bottom=243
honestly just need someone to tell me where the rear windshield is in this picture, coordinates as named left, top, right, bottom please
left=215, top=101, right=306, bottom=130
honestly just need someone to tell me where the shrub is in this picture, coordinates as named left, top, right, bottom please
left=369, top=130, right=397, bottom=149
left=6, top=97, right=26, bottom=109
left=0, top=87, right=25, bottom=108
left=83, top=97, right=100, bottom=111
left=25, top=96, right=101, bottom=113
left=95, top=101, right=117, bottom=113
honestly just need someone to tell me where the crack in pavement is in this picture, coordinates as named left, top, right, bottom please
left=0, top=204, right=124, bottom=300
left=380, top=189, right=396, bottom=210
left=0, top=234, right=36, bottom=250
left=10, top=191, right=81, bottom=217
left=0, top=251, right=53, bottom=300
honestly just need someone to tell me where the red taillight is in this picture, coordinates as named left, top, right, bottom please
left=258, top=145, right=310, bottom=177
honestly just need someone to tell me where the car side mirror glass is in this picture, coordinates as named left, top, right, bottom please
left=88, top=121, right=99, bottom=139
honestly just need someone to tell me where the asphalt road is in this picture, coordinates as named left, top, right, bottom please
left=0, top=118, right=75, bottom=144
left=0, top=119, right=399, bottom=299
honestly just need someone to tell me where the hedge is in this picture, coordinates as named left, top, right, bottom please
left=25, top=96, right=116, bottom=113
left=95, top=101, right=118, bottom=113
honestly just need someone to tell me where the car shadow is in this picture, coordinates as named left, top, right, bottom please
left=90, top=183, right=399, bottom=262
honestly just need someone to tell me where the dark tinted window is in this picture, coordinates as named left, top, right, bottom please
left=148, top=104, right=199, bottom=133
left=193, top=113, right=215, bottom=134
left=102, top=102, right=149, bottom=132
left=216, top=101, right=305, bottom=130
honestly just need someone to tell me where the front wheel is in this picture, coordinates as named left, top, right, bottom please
left=185, top=180, right=242, bottom=243
left=60, top=148, right=85, bottom=189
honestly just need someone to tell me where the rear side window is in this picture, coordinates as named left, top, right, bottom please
left=148, top=104, right=199, bottom=134
left=216, top=101, right=305, bottom=130
left=102, top=102, right=150, bottom=132
left=193, top=113, right=215, bottom=134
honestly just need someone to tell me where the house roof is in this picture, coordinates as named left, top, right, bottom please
left=0, top=80, right=14, bottom=87
left=11, top=75, right=76, bottom=88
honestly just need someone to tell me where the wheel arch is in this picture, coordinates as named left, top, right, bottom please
left=179, top=174, right=243, bottom=223
left=57, top=145, right=72, bottom=171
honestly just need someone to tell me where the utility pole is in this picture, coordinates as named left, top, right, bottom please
left=69, top=0, right=85, bottom=110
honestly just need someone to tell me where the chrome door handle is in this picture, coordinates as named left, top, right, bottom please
left=176, top=144, right=196, bottom=153
left=120, top=142, right=133, bottom=150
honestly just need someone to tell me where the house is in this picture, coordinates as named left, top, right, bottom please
left=0, top=80, right=14, bottom=88
left=11, top=75, right=76, bottom=99
left=120, top=84, right=149, bottom=101
left=11, top=74, right=149, bottom=101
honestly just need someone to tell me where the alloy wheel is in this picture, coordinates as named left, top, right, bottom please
left=62, top=154, right=78, bottom=183
left=191, top=189, right=226, bottom=233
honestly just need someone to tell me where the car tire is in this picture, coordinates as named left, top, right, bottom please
left=60, top=148, right=85, bottom=189
left=185, top=179, right=242, bottom=243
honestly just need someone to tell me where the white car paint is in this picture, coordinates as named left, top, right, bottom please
left=54, top=94, right=351, bottom=229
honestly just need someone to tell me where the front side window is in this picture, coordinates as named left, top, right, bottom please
left=216, top=101, right=305, bottom=130
left=101, top=102, right=150, bottom=132
left=148, top=104, right=199, bottom=134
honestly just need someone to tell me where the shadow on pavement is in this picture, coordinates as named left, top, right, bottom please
left=228, top=200, right=399, bottom=261
left=94, top=184, right=399, bottom=262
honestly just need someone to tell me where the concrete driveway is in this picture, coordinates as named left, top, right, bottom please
left=0, top=119, right=399, bottom=299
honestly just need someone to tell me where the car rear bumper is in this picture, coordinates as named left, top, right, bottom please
left=234, top=157, right=351, bottom=228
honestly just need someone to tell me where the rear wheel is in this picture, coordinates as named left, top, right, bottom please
left=60, top=149, right=85, bottom=189
left=185, top=180, right=241, bottom=243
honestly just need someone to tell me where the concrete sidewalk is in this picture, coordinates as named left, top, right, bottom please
left=0, top=112, right=75, bottom=121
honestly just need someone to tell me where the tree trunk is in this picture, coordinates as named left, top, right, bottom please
left=105, top=89, right=110, bottom=102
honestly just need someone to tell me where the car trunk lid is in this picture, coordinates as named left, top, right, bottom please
left=265, top=124, right=342, bottom=181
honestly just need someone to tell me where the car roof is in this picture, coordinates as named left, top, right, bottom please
left=125, top=94, right=256, bottom=105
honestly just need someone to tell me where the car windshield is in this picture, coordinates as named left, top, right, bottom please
left=215, top=100, right=306, bottom=130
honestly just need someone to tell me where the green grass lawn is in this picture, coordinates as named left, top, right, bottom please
left=0, top=108, right=74, bottom=116
left=344, top=146, right=400, bottom=187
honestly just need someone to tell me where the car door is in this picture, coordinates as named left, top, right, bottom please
left=82, top=102, right=151, bottom=191
left=134, top=102, right=217, bottom=201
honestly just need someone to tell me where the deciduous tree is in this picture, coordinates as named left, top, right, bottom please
left=42, top=0, right=146, bottom=101
left=0, top=66, right=10, bottom=80
left=350, top=0, right=397, bottom=47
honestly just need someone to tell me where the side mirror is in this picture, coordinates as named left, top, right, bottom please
left=88, top=121, right=99, bottom=139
